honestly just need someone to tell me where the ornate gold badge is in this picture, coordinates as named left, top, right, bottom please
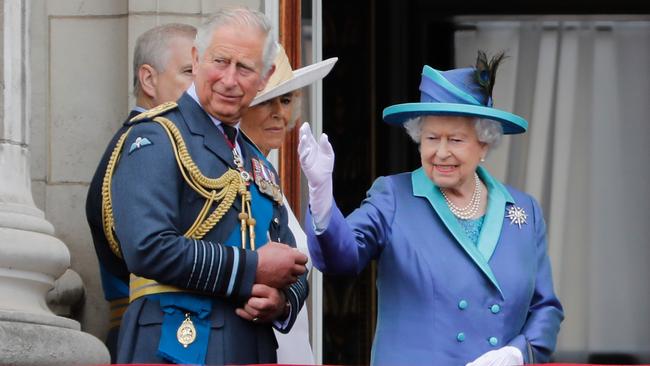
left=177, top=313, right=197, bottom=348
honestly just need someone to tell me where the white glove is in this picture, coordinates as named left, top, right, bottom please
left=297, top=122, right=334, bottom=230
left=466, top=346, right=524, bottom=366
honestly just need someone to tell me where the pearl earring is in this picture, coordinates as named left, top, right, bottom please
left=480, top=157, right=485, bottom=162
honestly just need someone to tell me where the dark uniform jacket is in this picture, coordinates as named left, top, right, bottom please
left=104, top=93, right=307, bottom=364
left=86, top=109, right=139, bottom=363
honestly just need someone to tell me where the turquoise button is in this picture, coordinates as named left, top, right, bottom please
left=457, top=332, right=466, bottom=342
left=490, top=304, right=501, bottom=314
left=489, top=336, right=498, bottom=346
left=458, top=300, right=468, bottom=310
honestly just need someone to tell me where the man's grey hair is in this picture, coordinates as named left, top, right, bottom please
left=195, top=7, right=278, bottom=75
left=133, top=23, right=197, bottom=97
left=403, top=116, right=503, bottom=149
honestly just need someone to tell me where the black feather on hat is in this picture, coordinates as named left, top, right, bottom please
left=475, top=50, right=507, bottom=100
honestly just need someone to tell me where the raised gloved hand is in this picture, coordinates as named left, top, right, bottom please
left=466, top=346, right=523, bottom=366
left=297, top=122, right=334, bottom=230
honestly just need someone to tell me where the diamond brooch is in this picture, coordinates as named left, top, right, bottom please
left=506, top=206, right=527, bottom=229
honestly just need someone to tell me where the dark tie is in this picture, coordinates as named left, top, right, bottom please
left=222, top=124, right=237, bottom=146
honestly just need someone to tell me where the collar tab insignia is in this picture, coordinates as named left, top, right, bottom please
left=130, top=101, right=178, bottom=123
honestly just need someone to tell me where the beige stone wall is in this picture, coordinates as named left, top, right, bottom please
left=29, top=0, right=264, bottom=340
left=0, top=1, right=4, bottom=127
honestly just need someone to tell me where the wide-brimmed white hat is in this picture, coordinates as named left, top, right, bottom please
left=251, top=44, right=337, bottom=106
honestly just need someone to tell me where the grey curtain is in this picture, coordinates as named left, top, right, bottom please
left=455, top=19, right=650, bottom=363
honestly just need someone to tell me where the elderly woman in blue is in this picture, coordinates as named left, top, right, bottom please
left=298, top=52, right=563, bottom=366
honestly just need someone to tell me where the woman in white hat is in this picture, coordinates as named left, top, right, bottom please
left=298, top=52, right=563, bottom=366
left=240, top=44, right=337, bottom=365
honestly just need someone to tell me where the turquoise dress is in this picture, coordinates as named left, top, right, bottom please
left=458, top=216, right=486, bottom=246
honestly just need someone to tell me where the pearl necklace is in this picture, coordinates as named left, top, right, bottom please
left=440, top=173, right=482, bottom=220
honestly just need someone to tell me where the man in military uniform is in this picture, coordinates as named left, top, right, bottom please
left=85, top=22, right=196, bottom=362
left=91, top=7, right=309, bottom=365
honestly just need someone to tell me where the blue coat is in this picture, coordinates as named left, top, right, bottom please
left=306, top=166, right=563, bottom=365
left=110, top=93, right=308, bottom=365
left=85, top=109, right=139, bottom=363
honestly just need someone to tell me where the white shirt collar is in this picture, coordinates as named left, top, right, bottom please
left=186, top=83, right=241, bottom=133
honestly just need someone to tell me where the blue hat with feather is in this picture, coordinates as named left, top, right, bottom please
left=383, top=51, right=527, bottom=134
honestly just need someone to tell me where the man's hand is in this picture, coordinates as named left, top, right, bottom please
left=236, top=284, right=287, bottom=323
left=256, top=242, right=308, bottom=288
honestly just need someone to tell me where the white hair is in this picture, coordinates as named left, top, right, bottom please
left=403, top=116, right=503, bottom=149
left=195, top=7, right=278, bottom=75
left=132, top=23, right=197, bottom=97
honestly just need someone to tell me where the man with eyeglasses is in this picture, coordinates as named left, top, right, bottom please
left=103, top=7, right=309, bottom=365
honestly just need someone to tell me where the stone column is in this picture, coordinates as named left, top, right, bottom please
left=0, top=0, right=109, bottom=364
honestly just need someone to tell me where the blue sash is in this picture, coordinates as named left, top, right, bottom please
left=157, top=294, right=212, bottom=365
left=224, top=163, right=274, bottom=250
left=99, top=264, right=128, bottom=301
left=157, top=153, right=274, bottom=365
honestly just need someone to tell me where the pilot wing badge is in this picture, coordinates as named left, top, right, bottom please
left=128, top=136, right=153, bottom=154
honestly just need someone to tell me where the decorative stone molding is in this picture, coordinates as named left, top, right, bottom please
left=46, top=269, right=85, bottom=318
left=0, top=0, right=109, bottom=363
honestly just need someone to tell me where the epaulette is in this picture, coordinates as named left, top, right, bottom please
left=129, top=101, right=178, bottom=123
